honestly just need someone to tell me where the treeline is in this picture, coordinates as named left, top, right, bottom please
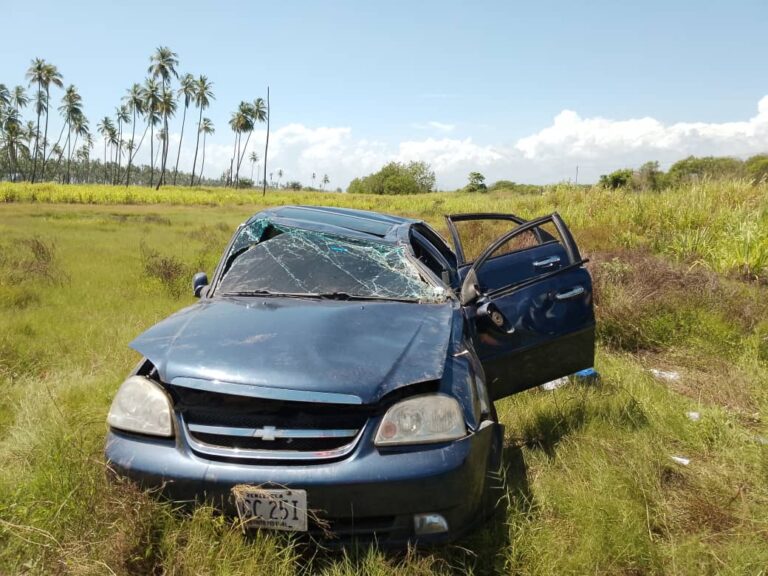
left=0, top=49, right=332, bottom=189
left=599, top=155, right=768, bottom=191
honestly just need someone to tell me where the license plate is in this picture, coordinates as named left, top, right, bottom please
left=232, top=486, right=308, bottom=532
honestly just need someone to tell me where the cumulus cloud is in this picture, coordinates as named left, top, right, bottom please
left=126, top=95, right=768, bottom=189
left=515, top=96, right=768, bottom=172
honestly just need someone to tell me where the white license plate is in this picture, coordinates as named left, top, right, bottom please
left=232, top=486, right=308, bottom=532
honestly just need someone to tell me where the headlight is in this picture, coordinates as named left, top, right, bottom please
left=107, top=376, right=174, bottom=437
left=374, top=394, right=466, bottom=446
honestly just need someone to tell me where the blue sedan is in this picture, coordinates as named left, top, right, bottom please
left=105, top=205, right=594, bottom=545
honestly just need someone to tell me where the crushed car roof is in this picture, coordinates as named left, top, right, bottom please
left=248, top=205, right=419, bottom=243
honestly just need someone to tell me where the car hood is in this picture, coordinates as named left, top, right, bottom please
left=130, top=297, right=454, bottom=404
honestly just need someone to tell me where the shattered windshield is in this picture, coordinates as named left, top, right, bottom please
left=217, top=220, right=445, bottom=302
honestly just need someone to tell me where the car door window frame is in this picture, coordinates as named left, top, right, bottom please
left=459, top=213, right=585, bottom=305
left=445, top=213, right=554, bottom=266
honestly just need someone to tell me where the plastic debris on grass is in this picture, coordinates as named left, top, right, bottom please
left=649, top=368, right=681, bottom=382
left=540, top=368, right=599, bottom=391
left=670, top=456, right=691, bottom=466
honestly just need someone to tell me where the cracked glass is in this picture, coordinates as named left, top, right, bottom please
left=219, top=221, right=445, bottom=302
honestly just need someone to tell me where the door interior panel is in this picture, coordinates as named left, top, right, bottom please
left=457, top=241, right=568, bottom=290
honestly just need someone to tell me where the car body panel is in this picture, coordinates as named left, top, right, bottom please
left=130, top=297, right=455, bottom=405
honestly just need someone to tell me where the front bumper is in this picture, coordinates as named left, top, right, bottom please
left=105, top=420, right=502, bottom=545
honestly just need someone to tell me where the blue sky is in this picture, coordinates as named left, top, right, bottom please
left=2, top=0, right=767, bottom=187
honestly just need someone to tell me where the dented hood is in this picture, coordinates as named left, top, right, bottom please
left=130, top=297, right=454, bottom=404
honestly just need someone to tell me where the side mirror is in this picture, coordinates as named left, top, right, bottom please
left=192, top=272, right=209, bottom=298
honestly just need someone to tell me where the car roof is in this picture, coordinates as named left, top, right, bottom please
left=249, top=205, right=419, bottom=242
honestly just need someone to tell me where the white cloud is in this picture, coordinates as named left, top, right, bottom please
left=516, top=96, right=768, bottom=167
left=412, top=121, right=456, bottom=133
left=122, top=96, right=768, bottom=189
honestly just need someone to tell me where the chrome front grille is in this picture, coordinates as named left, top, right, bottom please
left=172, top=385, right=370, bottom=461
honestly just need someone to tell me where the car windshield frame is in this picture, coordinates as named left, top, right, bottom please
left=212, top=219, right=447, bottom=303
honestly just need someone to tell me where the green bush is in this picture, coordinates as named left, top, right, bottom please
left=464, top=171, right=487, bottom=193
left=347, top=161, right=435, bottom=195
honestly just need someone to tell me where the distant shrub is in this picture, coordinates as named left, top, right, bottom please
left=667, top=156, right=745, bottom=184
left=464, top=172, right=487, bottom=193
left=745, top=154, right=768, bottom=183
left=488, top=180, right=544, bottom=194
left=347, top=161, right=435, bottom=195
left=599, top=168, right=634, bottom=189
left=236, top=178, right=254, bottom=189
left=286, top=181, right=302, bottom=191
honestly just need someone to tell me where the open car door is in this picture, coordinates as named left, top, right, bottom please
left=445, top=213, right=594, bottom=400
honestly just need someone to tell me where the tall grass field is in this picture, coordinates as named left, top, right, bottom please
left=0, top=181, right=766, bottom=574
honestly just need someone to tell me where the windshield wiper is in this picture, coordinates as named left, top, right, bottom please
left=219, top=290, right=416, bottom=302
left=313, top=292, right=417, bottom=302
left=219, top=290, right=309, bottom=298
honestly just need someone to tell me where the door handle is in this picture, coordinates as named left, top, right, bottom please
left=533, top=255, right=561, bottom=268
left=554, top=286, right=585, bottom=300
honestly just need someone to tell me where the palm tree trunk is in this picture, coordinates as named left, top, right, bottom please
left=40, top=85, right=51, bottom=181
left=149, top=121, right=154, bottom=187
left=236, top=131, right=253, bottom=179
left=156, top=114, right=169, bottom=190
left=31, top=82, right=42, bottom=183
left=173, top=103, right=188, bottom=185
left=66, top=129, right=72, bottom=183
left=126, top=108, right=137, bottom=186
left=262, top=87, right=270, bottom=197
left=115, top=120, right=122, bottom=185
left=46, top=122, right=68, bottom=163
left=190, top=105, right=203, bottom=186
left=127, top=117, right=149, bottom=186
left=228, top=132, right=238, bottom=187
left=103, top=139, right=108, bottom=184
left=200, top=131, right=207, bottom=183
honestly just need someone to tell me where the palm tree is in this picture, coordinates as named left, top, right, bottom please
left=114, top=105, right=130, bottom=184
left=312, top=172, right=316, bottom=188
left=124, top=83, right=144, bottom=186
left=172, top=73, right=195, bottom=185
left=97, top=117, right=115, bottom=184
left=55, top=85, right=84, bottom=182
left=2, top=108, right=27, bottom=181
left=68, top=115, right=89, bottom=183
left=249, top=151, right=259, bottom=182
left=154, top=88, right=177, bottom=189
left=148, top=46, right=179, bottom=189
left=142, top=78, right=161, bottom=186
left=148, top=46, right=179, bottom=87
left=198, top=117, right=214, bottom=184
left=0, top=84, right=9, bottom=109
left=277, top=168, right=283, bottom=188
left=26, top=58, right=63, bottom=182
left=322, top=174, right=330, bottom=190
left=190, top=75, right=214, bottom=186
left=11, top=86, right=28, bottom=115
left=228, top=102, right=253, bottom=187
left=235, top=98, right=268, bottom=182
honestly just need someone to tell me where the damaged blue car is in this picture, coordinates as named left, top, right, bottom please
left=105, top=205, right=594, bottom=545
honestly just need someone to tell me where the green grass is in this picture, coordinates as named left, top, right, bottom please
left=0, top=182, right=766, bottom=574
